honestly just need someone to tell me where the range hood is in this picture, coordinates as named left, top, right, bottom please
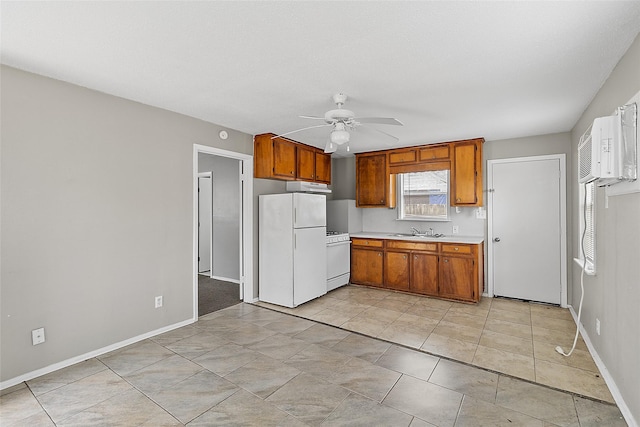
left=285, top=181, right=331, bottom=194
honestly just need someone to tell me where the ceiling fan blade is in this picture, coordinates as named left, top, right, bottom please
left=299, top=115, right=326, bottom=120
left=324, top=140, right=337, bottom=154
left=355, top=117, right=404, bottom=126
left=359, top=124, right=400, bottom=142
left=271, top=123, right=332, bottom=139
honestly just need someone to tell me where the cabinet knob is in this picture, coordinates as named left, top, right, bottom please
left=378, top=252, right=382, bottom=256
left=456, top=198, right=461, bottom=202
left=414, top=255, right=418, bottom=260
left=454, top=247, right=459, bottom=251
left=403, top=255, right=407, bottom=259
left=380, top=200, right=384, bottom=203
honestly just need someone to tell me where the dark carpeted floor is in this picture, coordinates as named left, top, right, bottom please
left=198, top=274, right=241, bottom=317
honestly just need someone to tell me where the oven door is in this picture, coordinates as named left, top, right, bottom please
left=327, top=240, right=351, bottom=291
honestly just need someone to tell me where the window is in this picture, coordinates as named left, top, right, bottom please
left=397, top=170, right=449, bottom=221
left=578, top=181, right=596, bottom=274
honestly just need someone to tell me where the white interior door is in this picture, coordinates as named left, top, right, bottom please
left=198, top=174, right=212, bottom=274
left=488, top=155, right=566, bottom=305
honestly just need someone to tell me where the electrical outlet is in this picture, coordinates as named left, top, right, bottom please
left=32, top=328, right=45, bottom=345
left=155, top=296, right=163, bottom=308
left=596, top=318, right=601, bottom=335
left=452, top=225, right=459, bottom=234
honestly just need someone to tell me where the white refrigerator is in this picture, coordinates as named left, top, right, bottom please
left=259, top=193, right=327, bottom=308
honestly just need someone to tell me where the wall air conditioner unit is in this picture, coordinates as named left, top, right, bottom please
left=578, top=114, right=623, bottom=186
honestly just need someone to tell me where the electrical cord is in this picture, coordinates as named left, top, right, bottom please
left=556, top=182, right=589, bottom=357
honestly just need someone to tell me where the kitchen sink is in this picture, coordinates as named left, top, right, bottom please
left=388, top=233, right=446, bottom=238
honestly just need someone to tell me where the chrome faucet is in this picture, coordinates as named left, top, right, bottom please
left=410, top=227, right=421, bottom=236
left=427, top=227, right=434, bottom=236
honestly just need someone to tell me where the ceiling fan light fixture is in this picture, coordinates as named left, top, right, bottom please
left=330, top=129, right=350, bottom=145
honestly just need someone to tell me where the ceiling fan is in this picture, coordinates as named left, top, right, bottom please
left=272, top=93, right=403, bottom=153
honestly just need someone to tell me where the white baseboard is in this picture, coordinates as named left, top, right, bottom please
left=568, top=305, right=637, bottom=427
left=0, top=318, right=195, bottom=392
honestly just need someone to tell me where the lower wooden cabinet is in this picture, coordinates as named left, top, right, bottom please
left=384, top=251, right=410, bottom=291
left=351, top=239, right=483, bottom=303
left=410, top=252, right=439, bottom=296
left=439, top=255, right=475, bottom=301
left=351, top=239, right=384, bottom=287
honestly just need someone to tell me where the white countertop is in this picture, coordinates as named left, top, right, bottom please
left=350, top=232, right=484, bottom=245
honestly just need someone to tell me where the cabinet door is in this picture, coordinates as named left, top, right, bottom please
left=388, top=149, right=417, bottom=165
left=351, top=248, right=384, bottom=287
left=451, top=141, right=480, bottom=205
left=419, top=145, right=450, bottom=161
left=410, top=253, right=438, bottom=296
left=273, top=138, right=297, bottom=179
left=315, top=151, right=331, bottom=183
left=356, top=153, right=388, bottom=207
left=297, top=145, right=316, bottom=181
left=384, top=251, right=410, bottom=291
left=439, top=256, right=475, bottom=301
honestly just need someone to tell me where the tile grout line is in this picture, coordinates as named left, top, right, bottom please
left=249, top=301, right=619, bottom=407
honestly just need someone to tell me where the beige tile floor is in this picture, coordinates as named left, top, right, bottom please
left=1, top=302, right=625, bottom=426
left=257, top=284, right=614, bottom=403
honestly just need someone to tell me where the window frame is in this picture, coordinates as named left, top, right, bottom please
left=396, top=169, right=451, bottom=222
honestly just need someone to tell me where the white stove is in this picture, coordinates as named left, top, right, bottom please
left=326, top=231, right=350, bottom=244
left=326, top=231, right=351, bottom=291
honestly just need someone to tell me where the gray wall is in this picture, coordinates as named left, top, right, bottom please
left=569, top=33, right=640, bottom=422
left=198, top=153, right=240, bottom=281
left=331, top=157, right=357, bottom=199
left=0, top=66, right=253, bottom=383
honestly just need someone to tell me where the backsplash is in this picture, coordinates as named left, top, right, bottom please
left=361, top=205, right=485, bottom=237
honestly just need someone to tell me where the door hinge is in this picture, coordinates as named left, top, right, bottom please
left=198, top=256, right=200, bottom=261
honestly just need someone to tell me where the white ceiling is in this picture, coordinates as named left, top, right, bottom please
left=2, top=1, right=640, bottom=156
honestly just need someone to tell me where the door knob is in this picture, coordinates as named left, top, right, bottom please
left=494, top=237, right=501, bottom=242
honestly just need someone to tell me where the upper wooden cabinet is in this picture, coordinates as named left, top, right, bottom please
left=355, top=137, right=483, bottom=208
left=451, top=139, right=482, bottom=206
left=254, top=133, right=331, bottom=184
left=297, top=145, right=316, bottom=181
left=272, top=137, right=297, bottom=179
left=419, top=144, right=449, bottom=162
left=356, top=152, right=395, bottom=208
left=315, top=150, right=331, bottom=184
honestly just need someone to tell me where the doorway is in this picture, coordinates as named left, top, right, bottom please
left=193, top=144, right=253, bottom=320
left=487, top=154, right=567, bottom=306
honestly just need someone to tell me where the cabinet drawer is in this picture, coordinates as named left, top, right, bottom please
left=386, top=240, right=438, bottom=252
left=351, top=238, right=384, bottom=248
left=441, top=244, right=472, bottom=254
left=419, top=145, right=449, bottom=161
left=389, top=150, right=417, bottom=164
